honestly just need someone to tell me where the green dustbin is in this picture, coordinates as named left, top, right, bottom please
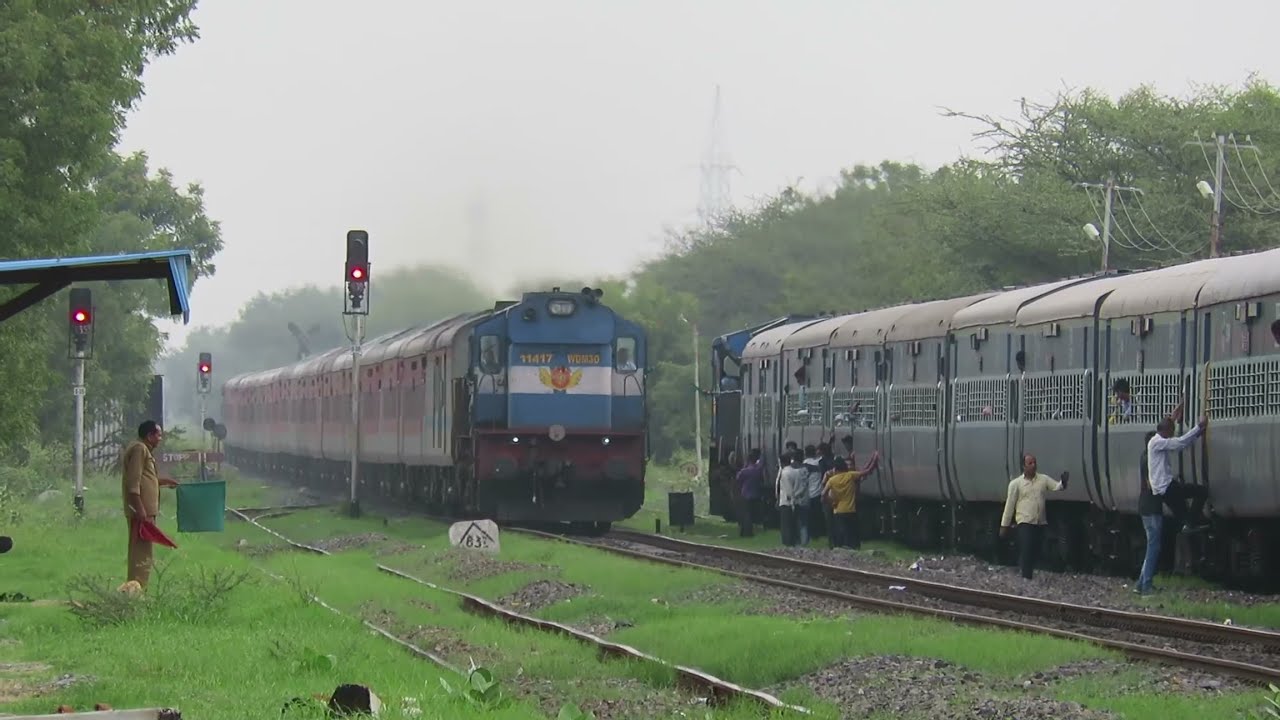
left=176, top=480, right=226, bottom=533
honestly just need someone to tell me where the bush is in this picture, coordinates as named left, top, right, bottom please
left=66, top=557, right=253, bottom=628
left=0, top=441, right=72, bottom=523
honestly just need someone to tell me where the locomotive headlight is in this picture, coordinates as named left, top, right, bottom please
left=547, top=299, right=576, bottom=316
left=510, top=436, right=520, bottom=444
left=601, top=437, right=610, bottom=446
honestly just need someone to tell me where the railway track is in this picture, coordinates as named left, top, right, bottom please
left=225, top=507, right=811, bottom=715
left=506, top=525, right=1280, bottom=686
left=605, top=529, right=1280, bottom=652
left=224, top=496, right=1280, bottom=685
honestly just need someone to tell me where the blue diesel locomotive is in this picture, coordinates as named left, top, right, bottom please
left=222, top=287, right=648, bottom=530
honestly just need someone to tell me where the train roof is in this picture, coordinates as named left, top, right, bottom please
left=362, top=325, right=429, bottom=366
left=952, top=278, right=1100, bottom=330
left=1196, top=247, right=1280, bottom=308
left=828, top=304, right=914, bottom=349
left=885, top=292, right=996, bottom=342
left=712, top=315, right=815, bottom=358
left=782, top=315, right=846, bottom=350
left=292, top=350, right=333, bottom=378
left=1097, top=256, right=1234, bottom=320
left=742, top=319, right=820, bottom=360
left=400, top=310, right=490, bottom=356
left=1014, top=271, right=1142, bottom=327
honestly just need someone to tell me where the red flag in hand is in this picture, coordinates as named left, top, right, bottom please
left=131, top=517, right=178, bottom=548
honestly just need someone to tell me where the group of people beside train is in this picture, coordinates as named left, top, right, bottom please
left=724, top=390, right=1212, bottom=593
left=728, top=434, right=880, bottom=550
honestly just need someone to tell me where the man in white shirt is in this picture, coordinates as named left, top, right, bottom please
left=1147, top=414, right=1211, bottom=532
left=776, top=451, right=810, bottom=546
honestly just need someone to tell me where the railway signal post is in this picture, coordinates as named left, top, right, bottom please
left=197, top=353, right=213, bottom=482
left=343, top=230, right=370, bottom=518
left=68, top=288, right=94, bottom=517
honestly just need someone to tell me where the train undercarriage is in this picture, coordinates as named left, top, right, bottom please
left=224, top=445, right=640, bottom=535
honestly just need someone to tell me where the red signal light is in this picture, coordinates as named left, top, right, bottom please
left=71, top=309, right=89, bottom=324
left=199, top=363, right=211, bottom=374
left=349, top=266, right=365, bottom=281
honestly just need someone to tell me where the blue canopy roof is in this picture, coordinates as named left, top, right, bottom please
left=0, top=249, right=195, bottom=324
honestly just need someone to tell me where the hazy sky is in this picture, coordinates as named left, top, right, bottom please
left=114, top=0, right=1280, bottom=350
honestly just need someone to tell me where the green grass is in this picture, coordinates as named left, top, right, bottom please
left=8, top=465, right=1272, bottom=719
left=0, top=492, right=541, bottom=718
left=0, top=481, right=790, bottom=719
left=1054, top=667, right=1264, bottom=720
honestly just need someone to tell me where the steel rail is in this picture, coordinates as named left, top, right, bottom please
left=604, top=528, right=1280, bottom=653
left=225, top=508, right=810, bottom=715
left=508, top=526, right=1280, bottom=686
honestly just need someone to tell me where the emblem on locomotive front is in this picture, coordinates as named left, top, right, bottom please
left=539, top=366, right=583, bottom=393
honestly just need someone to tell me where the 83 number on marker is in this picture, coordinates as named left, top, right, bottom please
left=448, top=520, right=500, bottom=554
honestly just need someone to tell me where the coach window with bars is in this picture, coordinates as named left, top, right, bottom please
left=615, top=337, right=637, bottom=372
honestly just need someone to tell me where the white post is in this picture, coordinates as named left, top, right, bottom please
left=72, top=355, right=85, bottom=516
left=199, top=393, right=208, bottom=482
left=349, top=314, right=364, bottom=517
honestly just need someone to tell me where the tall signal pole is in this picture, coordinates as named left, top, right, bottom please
left=1075, top=176, right=1142, bottom=271
left=343, top=230, right=371, bottom=518
left=68, top=288, right=94, bottom=517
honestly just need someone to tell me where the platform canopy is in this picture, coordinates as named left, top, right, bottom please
left=0, top=249, right=194, bottom=325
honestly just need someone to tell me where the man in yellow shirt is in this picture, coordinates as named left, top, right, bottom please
left=822, top=451, right=880, bottom=549
left=999, top=453, right=1069, bottom=580
left=121, top=420, right=176, bottom=589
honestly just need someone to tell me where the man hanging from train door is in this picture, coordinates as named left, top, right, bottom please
left=1136, top=399, right=1213, bottom=594
left=1148, top=411, right=1212, bottom=568
left=999, top=454, right=1070, bottom=580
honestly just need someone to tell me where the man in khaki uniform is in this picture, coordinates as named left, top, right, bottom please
left=121, top=420, right=175, bottom=588
left=999, top=453, right=1069, bottom=580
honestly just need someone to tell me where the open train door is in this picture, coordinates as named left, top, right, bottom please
left=451, top=377, right=480, bottom=516
left=708, top=389, right=743, bottom=519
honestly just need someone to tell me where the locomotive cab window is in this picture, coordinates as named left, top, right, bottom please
left=479, top=335, right=502, bottom=374
left=615, top=337, right=638, bottom=372
left=719, top=352, right=740, bottom=390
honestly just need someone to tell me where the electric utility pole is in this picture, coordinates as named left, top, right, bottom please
left=1185, top=133, right=1258, bottom=258
left=1075, top=175, right=1142, bottom=271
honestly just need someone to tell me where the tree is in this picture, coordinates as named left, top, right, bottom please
left=0, top=1, right=202, bottom=452
left=923, top=79, right=1280, bottom=279
left=36, top=151, right=223, bottom=440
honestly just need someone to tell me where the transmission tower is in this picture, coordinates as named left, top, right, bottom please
left=697, top=84, right=736, bottom=227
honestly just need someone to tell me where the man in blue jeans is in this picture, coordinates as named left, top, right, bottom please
left=1136, top=413, right=1210, bottom=594
left=1136, top=430, right=1164, bottom=594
